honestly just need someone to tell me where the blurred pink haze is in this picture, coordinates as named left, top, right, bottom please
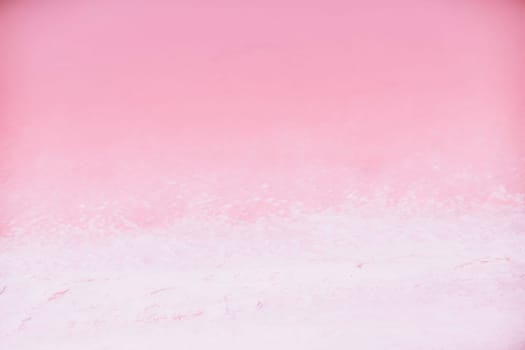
left=1, top=1, right=525, bottom=349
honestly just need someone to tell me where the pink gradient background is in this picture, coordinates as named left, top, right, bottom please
left=1, top=1, right=525, bottom=349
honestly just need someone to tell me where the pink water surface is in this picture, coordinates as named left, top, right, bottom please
left=1, top=1, right=525, bottom=349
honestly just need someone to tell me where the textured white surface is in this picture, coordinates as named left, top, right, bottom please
left=2, top=200, right=525, bottom=349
